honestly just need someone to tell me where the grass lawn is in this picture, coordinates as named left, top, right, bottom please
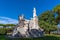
left=0, top=34, right=60, bottom=40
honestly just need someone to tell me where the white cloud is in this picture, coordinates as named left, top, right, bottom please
left=0, top=16, right=18, bottom=24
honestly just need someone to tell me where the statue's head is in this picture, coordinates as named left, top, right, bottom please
left=19, top=14, right=24, bottom=20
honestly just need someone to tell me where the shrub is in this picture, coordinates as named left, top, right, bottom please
left=0, top=28, right=6, bottom=35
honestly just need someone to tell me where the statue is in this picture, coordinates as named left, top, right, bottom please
left=10, top=7, right=44, bottom=38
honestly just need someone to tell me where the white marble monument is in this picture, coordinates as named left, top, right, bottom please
left=12, top=7, right=44, bottom=38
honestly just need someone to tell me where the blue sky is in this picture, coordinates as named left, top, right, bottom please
left=0, top=0, right=60, bottom=24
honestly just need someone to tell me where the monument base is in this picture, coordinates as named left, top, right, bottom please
left=10, top=28, right=44, bottom=38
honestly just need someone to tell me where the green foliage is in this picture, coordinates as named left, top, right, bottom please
left=0, top=24, right=15, bottom=34
left=5, top=28, right=13, bottom=33
left=38, top=11, right=57, bottom=34
left=0, top=24, right=16, bottom=28
left=53, top=5, right=60, bottom=23
left=0, top=28, right=13, bottom=34
left=53, top=5, right=60, bottom=13
left=5, top=24, right=16, bottom=26
left=0, top=24, right=16, bottom=26
left=0, top=28, right=6, bottom=34
left=0, top=24, right=4, bottom=26
left=0, top=34, right=60, bottom=40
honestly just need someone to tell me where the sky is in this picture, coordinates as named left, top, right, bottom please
left=0, top=0, right=60, bottom=24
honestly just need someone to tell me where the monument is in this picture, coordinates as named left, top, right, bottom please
left=11, top=7, right=44, bottom=38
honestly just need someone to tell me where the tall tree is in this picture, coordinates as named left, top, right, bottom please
left=38, top=11, right=57, bottom=34
left=53, top=5, right=60, bottom=23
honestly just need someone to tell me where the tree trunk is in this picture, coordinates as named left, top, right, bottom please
left=49, top=31, right=51, bottom=34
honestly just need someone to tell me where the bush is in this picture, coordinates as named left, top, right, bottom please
left=0, top=28, right=6, bottom=35
left=5, top=28, right=13, bottom=33
left=0, top=28, right=13, bottom=35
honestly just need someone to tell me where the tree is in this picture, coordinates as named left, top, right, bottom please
left=5, top=24, right=16, bottom=27
left=53, top=5, right=60, bottom=23
left=0, top=24, right=16, bottom=28
left=38, top=11, right=57, bottom=34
